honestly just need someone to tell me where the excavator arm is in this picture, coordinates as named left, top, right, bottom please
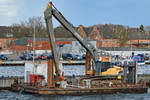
left=44, top=2, right=109, bottom=76
left=44, top=2, right=60, bottom=76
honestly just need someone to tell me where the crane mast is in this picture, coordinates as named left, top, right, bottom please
left=44, top=2, right=109, bottom=76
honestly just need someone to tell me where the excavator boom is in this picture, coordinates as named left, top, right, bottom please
left=44, top=2, right=109, bottom=76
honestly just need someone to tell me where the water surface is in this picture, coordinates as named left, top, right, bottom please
left=0, top=89, right=150, bottom=100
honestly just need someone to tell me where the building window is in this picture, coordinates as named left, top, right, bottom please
left=3, top=40, right=6, bottom=43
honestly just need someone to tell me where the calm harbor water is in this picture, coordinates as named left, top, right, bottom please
left=0, top=65, right=150, bottom=77
left=0, top=89, right=150, bottom=100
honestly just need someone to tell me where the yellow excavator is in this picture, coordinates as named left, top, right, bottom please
left=101, top=66, right=123, bottom=75
left=44, top=2, right=110, bottom=77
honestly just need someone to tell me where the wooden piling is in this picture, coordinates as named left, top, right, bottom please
left=47, top=59, right=54, bottom=88
left=85, top=51, right=91, bottom=76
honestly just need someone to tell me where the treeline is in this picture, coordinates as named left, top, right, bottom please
left=0, top=16, right=73, bottom=38
left=10, top=16, right=47, bottom=38
left=0, top=16, right=149, bottom=39
left=0, top=26, right=11, bottom=38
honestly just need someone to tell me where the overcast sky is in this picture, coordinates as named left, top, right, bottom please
left=0, top=0, right=150, bottom=27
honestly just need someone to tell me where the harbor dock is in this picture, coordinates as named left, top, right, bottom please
left=0, top=61, right=25, bottom=66
left=0, top=77, right=24, bottom=90
left=0, top=60, right=85, bottom=67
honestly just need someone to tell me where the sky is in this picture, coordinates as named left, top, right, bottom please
left=0, top=0, right=150, bottom=27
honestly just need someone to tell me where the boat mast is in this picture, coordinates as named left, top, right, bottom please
left=33, top=21, right=36, bottom=74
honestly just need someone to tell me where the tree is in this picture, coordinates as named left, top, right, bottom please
left=115, top=27, right=128, bottom=46
left=11, top=16, right=47, bottom=38
left=54, top=25, right=73, bottom=38
left=10, top=24, right=25, bottom=38
left=6, top=40, right=13, bottom=48
left=25, top=16, right=46, bottom=37
left=139, top=24, right=145, bottom=33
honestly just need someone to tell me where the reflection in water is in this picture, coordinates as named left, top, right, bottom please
left=0, top=90, right=149, bottom=100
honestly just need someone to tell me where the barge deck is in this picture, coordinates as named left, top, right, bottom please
left=12, top=80, right=148, bottom=95
left=12, top=86, right=147, bottom=95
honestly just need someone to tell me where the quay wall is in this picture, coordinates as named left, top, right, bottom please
left=0, top=77, right=24, bottom=90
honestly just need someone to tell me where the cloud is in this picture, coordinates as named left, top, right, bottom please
left=0, top=0, right=16, bottom=4
left=0, top=5, right=17, bottom=17
left=0, top=0, right=18, bottom=17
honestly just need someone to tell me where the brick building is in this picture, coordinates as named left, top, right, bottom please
left=77, top=25, right=150, bottom=48
left=0, top=38, right=16, bottom=51
left=11, top=37, right=72, bottom=55
left=10, top=24, right=150, bottom=55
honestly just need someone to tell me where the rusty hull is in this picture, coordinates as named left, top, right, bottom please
left=11, top=75, right=148, bottom=95
left=12, top=82, right=147, bottom=95
left=23, top=86, right=147, bottom=95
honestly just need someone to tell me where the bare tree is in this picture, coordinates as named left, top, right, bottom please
left=115, top=27, right=128, bottom=47
left=11, top=16, right=47, bottom=38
